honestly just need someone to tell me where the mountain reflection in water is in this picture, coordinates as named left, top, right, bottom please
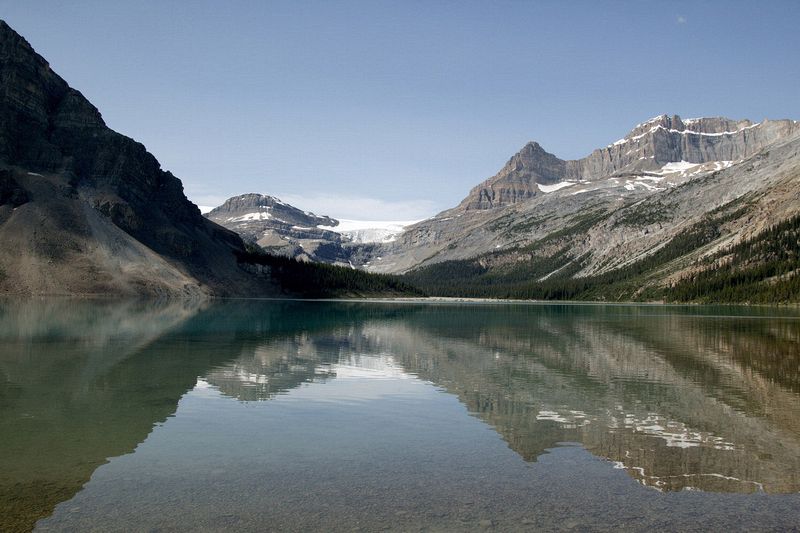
left=202, top=304, right=800, bottom=494
left=1, top=300, right=799, bottom=531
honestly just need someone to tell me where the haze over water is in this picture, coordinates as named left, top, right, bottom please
left=2, top=300, right=800, bottom=531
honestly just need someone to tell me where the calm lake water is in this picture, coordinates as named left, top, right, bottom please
left=2, top=299, right=800, bottom=532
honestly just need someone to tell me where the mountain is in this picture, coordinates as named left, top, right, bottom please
left=206, top=193, right=348, bottom=263
left=4, top=17, right=796, bottom=302
left=206, top=193, right=416, bottom=266
left=0, top=20, right=275, bottom=297
left=460, top=115, right=798, bottom=211
left=361, top=114, right=800, bottom=302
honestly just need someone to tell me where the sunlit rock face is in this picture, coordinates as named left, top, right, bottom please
left=459, top=114, right=800, bottom=211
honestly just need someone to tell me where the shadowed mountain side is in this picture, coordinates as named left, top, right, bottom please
left=0, top=21, right=276, bottom=296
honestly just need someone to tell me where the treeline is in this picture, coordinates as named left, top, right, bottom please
left=405, top=213, right=727, bottom=301
left=236, top=212, right=800, bottom=303
left=405, top=213, right=800, bottom=303
left=665, top=214, right=800, bottom=303
left=236, top=248, right=423, bottom=298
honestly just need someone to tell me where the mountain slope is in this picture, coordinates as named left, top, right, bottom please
left=404, top=128, right=800, bottom=302
left=0, top=21, right=426, bottom=299
left=0, top=20, right=275, bottom=296
left=356, top=115, right=791, bottom=277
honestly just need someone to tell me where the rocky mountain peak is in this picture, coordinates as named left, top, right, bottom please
left=457, top=114, right=800, bottom=211
left=211, top=193, right=286, bottom=213
left=617, top=114, right=759, bottom=144
left=625, top=114, right=683, bottom=138
left=207, top=193, right=337, bottom=229
left=459, top=140, right=567, bottom=210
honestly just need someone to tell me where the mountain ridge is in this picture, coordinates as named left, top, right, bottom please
left=459, top=113, right=799, bottom=210
left=206, top=192, right=417, bottom=266
left=352, top=111, right=800, bottom=303
left=403, top=127, right=800, bottom=302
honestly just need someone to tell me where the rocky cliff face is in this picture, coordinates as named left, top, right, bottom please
left=459, top=142, right=567, bottom=210
left=461, top=114, right=799, bottom=210
left=205, top=193, right=352, bottom=264
left=579, top=114, right=799, bottom=180
left=0, top=20, right=272, bottom=296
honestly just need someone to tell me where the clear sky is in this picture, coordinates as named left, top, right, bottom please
left=2, top=1, right=798, bottom=219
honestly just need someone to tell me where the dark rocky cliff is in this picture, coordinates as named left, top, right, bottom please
left=0, top=20, right=270, bottom=296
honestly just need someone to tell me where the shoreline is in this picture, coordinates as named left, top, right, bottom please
left=1, top=293, right=798, bottom=309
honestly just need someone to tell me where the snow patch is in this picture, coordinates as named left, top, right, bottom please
left=635, top=114, right=668, bottom=129
left=318, top=219, right=419, bottom=243
left=620, top=412, right=735, bottom=450
left=659, top=160, right=698, bottom=173
left=535, top=409, right=590, bottom=428
left=229, top=212, right=273, bottom=222
left=538, top=181, right=576, bottom=193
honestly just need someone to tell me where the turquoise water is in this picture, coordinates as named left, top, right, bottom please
left=2, top=300, right=800, bottom=531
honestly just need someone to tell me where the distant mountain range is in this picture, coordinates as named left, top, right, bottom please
left=2, top=19, right=798, bottom=302
left=206, top=112, right=800, bottom=302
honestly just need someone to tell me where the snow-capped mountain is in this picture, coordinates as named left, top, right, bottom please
left=205, top=193, right=417, bottom=265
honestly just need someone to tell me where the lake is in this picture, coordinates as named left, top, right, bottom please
left=2, top=299, right=799, bottom=531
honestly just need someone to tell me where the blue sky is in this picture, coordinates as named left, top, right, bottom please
left=2, top=1, right=798, bottom=219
